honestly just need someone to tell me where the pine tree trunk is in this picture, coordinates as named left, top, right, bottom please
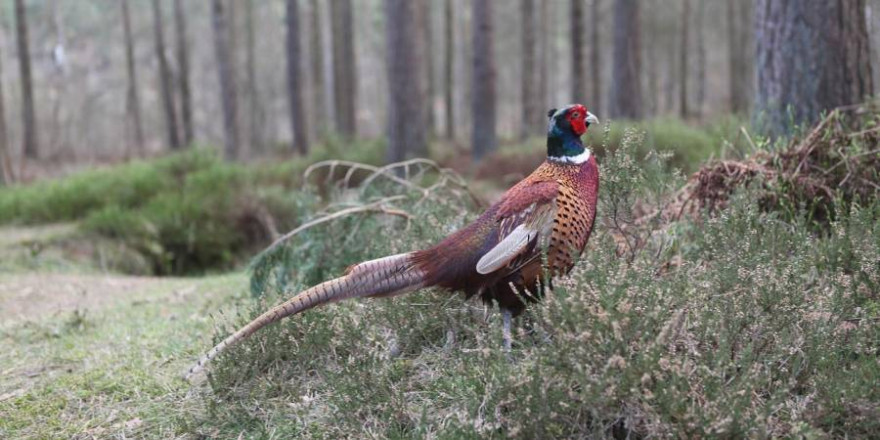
left=679, top=0, right=689, bottom=119
left=385, top=0, right=427, bottom=163
left=695, top=0, right=706, bottom=119
left=471, top=0, right=497, bottom=161
left=609, top=0, right=642, bottom=119
left=727, top=0, right=751, bottom=114
left=212, top=0, right=239, bottom=160
left=520, top=0, right=539, bottom=139
left=727, top=0, right=740, bottom=114
left=0, top=31, right=10, bottom=184
left=330, top=0, right=357, bottom=138
left=571, top=0, right=587, bottom=103
left=245, top=0, right=262, bottom=152
left=419, top=0, right=436, bottom=137
left=589, top=0, right=602, bottom=115
left=286, top=0, right=309, bottom=154
left=15, top=0, right=38, bottom=159
left=174, top=0, right=193, bottom=147
left=644, top=2, right=658, bottom=116
left=539, top=0, right=549, bottom=108
left=754, top=0, right=874, bottom=138
left=443, top=0, right=455, bottom=140
left=121, top=0, right=145, bottom=157
left=151, top=0, right=180, bottom=150
left=309, top=0, right=326, bottom=138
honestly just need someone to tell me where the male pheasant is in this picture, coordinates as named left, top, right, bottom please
left=185, top=104, right=599, bottom=379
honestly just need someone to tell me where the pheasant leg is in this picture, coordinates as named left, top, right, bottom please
left=502, top=309, right=513, bottom=351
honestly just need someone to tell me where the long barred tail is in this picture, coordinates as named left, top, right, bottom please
left=184, top=253, right=426, bottom=380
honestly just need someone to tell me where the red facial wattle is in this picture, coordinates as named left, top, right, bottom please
left=567, top=106, right=589, bottom=136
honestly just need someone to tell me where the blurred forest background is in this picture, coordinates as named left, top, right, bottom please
left=0, top=0, right=874, bottom=181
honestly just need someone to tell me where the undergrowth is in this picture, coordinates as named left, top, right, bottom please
left=190, top=126, right=880, bottom=438
left=0, top=140, right=386, bottom=275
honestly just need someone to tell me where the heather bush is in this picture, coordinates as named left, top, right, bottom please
left=193, top=128, right=879, bottom=438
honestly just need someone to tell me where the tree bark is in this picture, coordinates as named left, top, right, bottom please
left=539, top=0, right=549, bottom=108
left=212, top=0, right=239, bottom=160
left=309, top=0, right=326, bottom=138
left=727, top=0, right=751, bottom=114
left=0, top=30, right=10, bottom=184
left=520, top=0, right=539, bottom=139
left=330, top=0, right=357, bottom=138
left=571, top=0, right=587, bottom=103
left=589, top=0, right=602, bottom=115
left=245, top=0, right=262, bottom=152
left=14, top=0, right=38, bottom=159
left=472, top=0, right=497, bottom=161
left=151, top=0, right=181, bottom=150
left=644, top=1, right=658, bottom=116
left=609, top=0, right=642, bottom=119
left=286, top=0, right=309, bottom=154
left=419, top=0, right=436, bottom=137
left=122, top=0, right=145, bottom=157
left=754, top=0, right=873, bottom=138
left=444, top=0, right=455, bottom=140
left=385, top=0, right=427, bottom=163
left=695, top=0, right=706, bottom=118
left=679, top=0, right=689, bottom=119
left=174, top=0, right=193, bottom=146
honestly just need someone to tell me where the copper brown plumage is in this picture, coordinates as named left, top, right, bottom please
left=185, top=104, right=599, bottom=379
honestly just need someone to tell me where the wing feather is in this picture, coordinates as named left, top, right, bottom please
left=475, top=180, right=559, bottom=275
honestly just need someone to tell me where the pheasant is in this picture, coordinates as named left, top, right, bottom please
left=185, top=104, right=599, bottom=379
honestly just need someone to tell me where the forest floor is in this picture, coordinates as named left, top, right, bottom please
left=0, top=225, right=246, bottom=439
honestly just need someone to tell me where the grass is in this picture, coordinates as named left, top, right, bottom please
left=0, top=273, right=247, bottom=439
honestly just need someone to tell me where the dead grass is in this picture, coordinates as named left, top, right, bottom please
left=670, top=106, right=880, bottom=223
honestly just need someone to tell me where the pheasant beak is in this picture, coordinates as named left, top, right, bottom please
left=585, top=112, right=599, bottom=127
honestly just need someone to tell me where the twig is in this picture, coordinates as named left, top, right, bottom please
left=259, top=195, right=410, bottom=257
left=740, top=126, right=758, bottom=153
left=846, top=127, right=880, bottom=138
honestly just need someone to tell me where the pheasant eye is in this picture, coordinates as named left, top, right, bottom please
left=570, top=112, right=580, bottom=119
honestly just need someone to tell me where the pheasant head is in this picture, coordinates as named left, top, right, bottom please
left=546, top=104, right=599, bottom=164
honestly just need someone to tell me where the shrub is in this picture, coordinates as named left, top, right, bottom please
left=193, top=129, right=880, bottom=438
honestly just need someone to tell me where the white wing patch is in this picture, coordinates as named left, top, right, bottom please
left=475, top=225, right=536, bottom=275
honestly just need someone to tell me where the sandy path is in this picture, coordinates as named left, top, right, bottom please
left=0, top=273, right=194, bottom=326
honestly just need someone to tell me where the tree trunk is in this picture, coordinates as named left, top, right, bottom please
left=695, top=0, right=706, bottom=119
left=419, top=0, right=436, bottom=137
left=679, top=0, right=689, bottom=119
left=0, top=30, right=11, bottom=184
left=212, top=0, right=239, bottom=160
left=122, top=0, right=145, bottom=157
left=609, top=0, right=642, bottom=119
left=151, top=0, right=181, bottom=150
left=520, top=0, right=539, bottom=139
left=644, top=1, right=658, bottom=116
left=330, top=0, right=357, bottom=138
left=754, top=0, right=873, bottom=138
left=286, top=0, right=309, bottom=154
left=571, top=0, right=587, bottom=103
left=472, top=0, right=497, bottom=161
left=14, top=0, right=38, bottom=159
left=174, top=0, right=193, bottom=146
left=589, top=0, right=602, bottom=115
left=309, top=0, right=326, bottom=138
left=727, top=0, right=751, bottom=114
left=539, top=0, right=549, bottom=108
left=444, top=0, right=455, bottom=140
left=245, top=0, right=262, bottom=152
left=385, top=0, right=427, bottom=163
